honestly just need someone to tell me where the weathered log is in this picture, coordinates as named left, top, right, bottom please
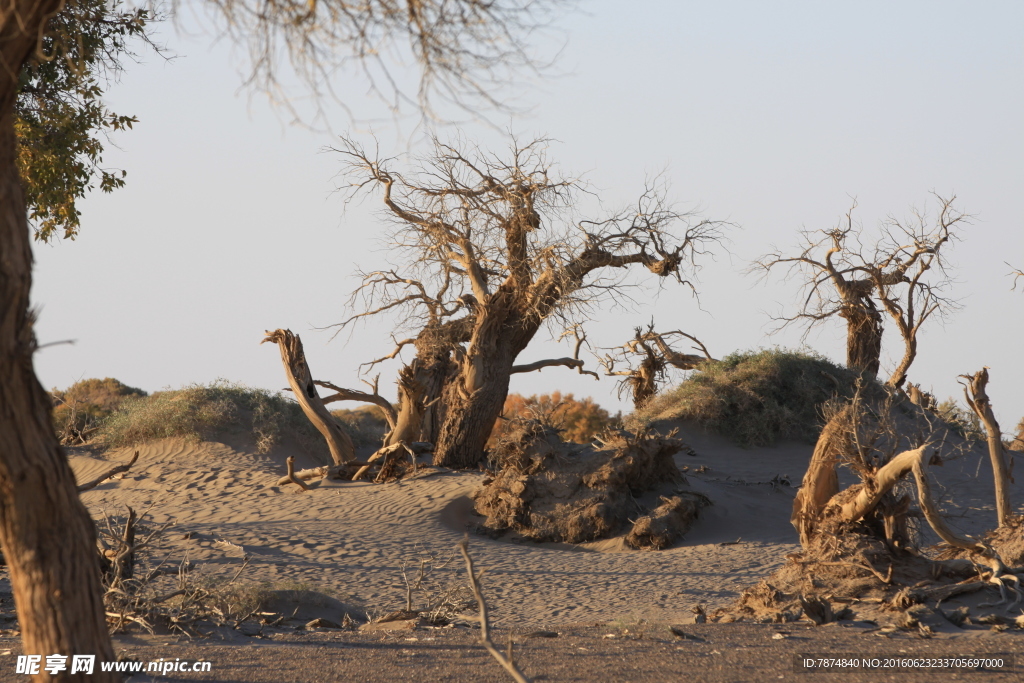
left=352, top=442, right=411, bottom=481
left=836, top=445, right=929, bottom=523
left=277, top=466, right=328, bottom=486
left=262, top=329, right=355, bottom=465
left=77, top=451, right=139, bottom=492
left=275, top=462, right=377, bottom=486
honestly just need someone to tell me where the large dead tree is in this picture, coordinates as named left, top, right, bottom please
left=754, top=196, right=964, bottom=384
left=332, top=137, right=726, bottom=468
left=600, top=324, right=715, bottom=408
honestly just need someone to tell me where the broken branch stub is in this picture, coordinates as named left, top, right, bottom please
left=262, top=329, right=355, bottom=465
left=960, top=367, right=1012, bottom=527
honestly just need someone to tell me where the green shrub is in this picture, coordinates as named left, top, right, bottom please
left=98, top=380, right=326, bottom=455
left=626, top=348, right=864, bottom=447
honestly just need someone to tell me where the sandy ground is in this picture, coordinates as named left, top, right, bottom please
left=1, top=422, right=1022, bottom=681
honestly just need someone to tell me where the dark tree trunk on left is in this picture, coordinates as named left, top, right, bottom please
left=1, top=3, right=118, bottom=679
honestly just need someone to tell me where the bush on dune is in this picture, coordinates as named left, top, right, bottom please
left=98, top=380, right=325, bottom=455
left=626, top=348, right=864, bottom=447
left=50, top=377, right=147, bottom=444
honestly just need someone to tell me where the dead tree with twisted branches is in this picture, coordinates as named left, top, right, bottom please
left=754, top=196, right=965, bottom=386
left=600, top=324, right=715, bottom=408
left=332, top=136, right=728, bottom=468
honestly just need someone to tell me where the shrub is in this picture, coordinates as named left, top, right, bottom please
left=488, top=391, right=620, bottom=446
left=50, top=377, right=147, bottom=444
left=626, top=348, right=863, bottom=447
left=98, top=380, right=326, bottom=455
left=331, top=405, right=390, bottom=448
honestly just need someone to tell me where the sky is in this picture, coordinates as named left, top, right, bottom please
left=31, top=1, right=1024, bottom=431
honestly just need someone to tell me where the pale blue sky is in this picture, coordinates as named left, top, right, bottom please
left=32, top=1, right=1024, bottom=430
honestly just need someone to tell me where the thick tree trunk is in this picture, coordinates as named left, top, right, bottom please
left=1, top=5, right=118, bottom=673
left=262, top=329, right=355, bottom=465
left=433, top=306, right=524, bottom=469
left=839, top=302, right=883, bottom=379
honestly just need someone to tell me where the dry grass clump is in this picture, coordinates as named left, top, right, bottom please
left=474, top=422, right=708, bottom=548
left=98, top=380, right=326, bottom=455
left=331, top=405, right=389, bottom=448
left=934, top=397, right=985, bottom=441
left=50, top=377, right=147, bottom=445
left=627, top=348, right=863, bottom=447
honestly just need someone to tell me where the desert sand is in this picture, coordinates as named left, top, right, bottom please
left=1, top=421, right=1022, bottom=681
left=63, top=421, right=1023, bottom=626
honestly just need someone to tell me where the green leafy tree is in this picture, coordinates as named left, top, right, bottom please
left=16, top=0, right=158, bottom=242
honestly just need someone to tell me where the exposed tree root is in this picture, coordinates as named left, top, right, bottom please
left=473, top=423, right=708, bottom=548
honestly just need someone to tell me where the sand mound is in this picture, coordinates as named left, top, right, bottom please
left=472, top=424, right=710, bottom=548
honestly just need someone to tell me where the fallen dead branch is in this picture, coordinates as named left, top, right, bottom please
left=458, top=538, right=530, bottom=683
left=77, top=451, right=139, bottom=492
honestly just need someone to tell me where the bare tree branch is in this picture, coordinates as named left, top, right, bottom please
left=200, top=0, right=567, bottom=124
left=315, top=378, right=398, bottom=430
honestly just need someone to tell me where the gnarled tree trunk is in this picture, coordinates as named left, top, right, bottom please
left=1, top=4, right=118, bottom=676
left=839, top=300, right=883, bottom=380
left=433, top=296, right=529, bottom=469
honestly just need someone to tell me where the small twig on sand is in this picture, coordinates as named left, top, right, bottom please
left=457, top=537, right=530, bottom=683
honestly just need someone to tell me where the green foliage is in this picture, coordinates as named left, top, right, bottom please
left=98, top=380, right=327, bottom=456
left=627, top=348, right=863, bottom=447
left=331, top=406, right=389, bottom=448
left=17, top=0, right=159, bottom=242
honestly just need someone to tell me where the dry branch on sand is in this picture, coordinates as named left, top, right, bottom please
left=77, top=450, right=139, bottom=492
left=729, top=377, right=1022, bottom=627
left=473, top=422, right=709, bottom=548
left=458, top=538, right=531, bottom=683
